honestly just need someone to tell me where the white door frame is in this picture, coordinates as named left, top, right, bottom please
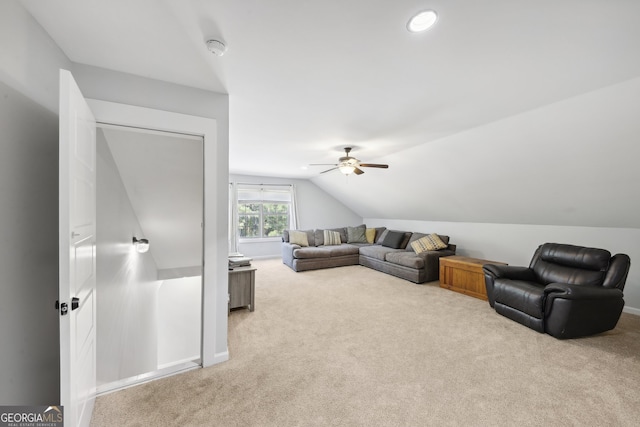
left=87, top=99, right=229, bottom=368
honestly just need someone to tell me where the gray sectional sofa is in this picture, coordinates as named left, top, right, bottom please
left=281, top=225, right=456, bottom=283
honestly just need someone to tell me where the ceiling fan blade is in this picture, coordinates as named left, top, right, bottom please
left=358, top=163, right=389, bottom=169
left=320, top=167, right=338, bottom=174
left=354, top=167, right=364, bottom=175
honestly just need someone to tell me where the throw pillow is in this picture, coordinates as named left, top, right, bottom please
left=347, top=225, right=368, bottom=243
left=289, top=230, right=309, bottom=247
left=381, top=230, right=405, bottom=249
left=365, top=228, right=376, bottom=244
left=323, top=230, right=342, bottom=246
left=411, top=234, right=447, bottom=253
left=375, top=228, right=388, bottom=244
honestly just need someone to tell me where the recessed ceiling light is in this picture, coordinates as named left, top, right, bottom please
left=407, top=10, right=438, bottom=33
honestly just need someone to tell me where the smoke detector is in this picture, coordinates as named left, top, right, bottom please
left=206, top=39, right=227, bottom=56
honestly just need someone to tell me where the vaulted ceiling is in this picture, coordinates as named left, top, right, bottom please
left=21, top=0, right=640, bottom=227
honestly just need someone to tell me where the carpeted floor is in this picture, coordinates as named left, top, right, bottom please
left=91, top=258, right=640, bottom=426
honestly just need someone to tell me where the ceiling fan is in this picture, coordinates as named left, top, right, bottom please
left=310, top=147, right=389, bottom=176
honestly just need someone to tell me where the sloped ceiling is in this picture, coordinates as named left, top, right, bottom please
left=101, top=127, right=203, bottom=271
left=21, top=0, right=640, bottom=227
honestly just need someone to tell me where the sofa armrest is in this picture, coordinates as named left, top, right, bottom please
left=281, top=242, right=301, bottom=270
left=544, top=283, right=624, bottom=300
left=423, top=249, right=455, bottom=258
left=419, top=250, right=456, bottom=279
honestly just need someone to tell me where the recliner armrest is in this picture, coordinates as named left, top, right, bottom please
left=482, top=265, right=536, bottom=281
left=543, top=282, right=625, bottom=338
left=544, top=283, right=624, bottom=300
left=482, top=265, right=536, bottom=308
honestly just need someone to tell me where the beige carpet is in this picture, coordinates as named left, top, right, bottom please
left=91, top=259, right=640, bottom=426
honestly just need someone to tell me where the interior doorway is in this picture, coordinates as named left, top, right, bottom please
left=94, top=124, right=204, bottom=394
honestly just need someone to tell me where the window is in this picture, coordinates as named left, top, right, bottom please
left=232, top=184, right=297, bottom=242
left=238, top=202, right=289, bottom=238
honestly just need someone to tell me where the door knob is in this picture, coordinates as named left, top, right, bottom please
left=71, top=297, right=80, bottom=311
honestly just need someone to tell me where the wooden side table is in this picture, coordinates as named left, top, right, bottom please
left=439, top=256, right=507, bottom=301
left=228, top=266, right=256, bottom=313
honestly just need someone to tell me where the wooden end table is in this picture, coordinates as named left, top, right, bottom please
left=439, top=256, right=507, bottom=301
left=228, top=266, right=256, bottom=313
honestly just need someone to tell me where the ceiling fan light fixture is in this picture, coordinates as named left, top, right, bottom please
left=339, top=164, right=356, bottom=175
left=407, top=10, right=438, bottom=32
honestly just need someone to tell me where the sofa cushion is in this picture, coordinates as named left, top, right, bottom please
left=399, top=232, right=413, bottom=249
left=347, top=225, right=368, bottom=243
left=326, top=244, right=360, bottom=257
left=411, top=234, right=448, bottom=253
left=289, top=230, right=309, bottom=247
left=293, top=246, right=332, bottom=259
left=385, top=252, right=425, bottom=269
left=381, top=231, right=405, bottom=248
left=323, top=230, right=342, bottom=246
left=359, top=245, right=404, bottom=261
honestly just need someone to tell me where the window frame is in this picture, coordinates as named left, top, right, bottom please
left=234, top=184, right=294, bottom=243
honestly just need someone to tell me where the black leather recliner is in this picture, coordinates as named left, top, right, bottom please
left=483, top=243, right=630, bottom=339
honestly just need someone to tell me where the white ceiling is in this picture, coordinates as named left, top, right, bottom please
left=20, top=0, right=640, bottom=229
left=22, top=0, right=640, bottom=178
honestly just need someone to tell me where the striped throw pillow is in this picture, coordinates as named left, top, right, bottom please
left=323, top=230, right=342, bottom=246
left=411, top=233, right=447, bottom=253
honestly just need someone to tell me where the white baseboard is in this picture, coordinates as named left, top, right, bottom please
left=249, top=255, right=281, bottom=260
left=158, top=355, right=200, bottom=370
left=96, top=360, right=200, bottom=396
left=623, top=306, right=640, bottom=316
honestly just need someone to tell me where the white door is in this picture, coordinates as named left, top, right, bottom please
left=59, top=69, right=97, bottom=427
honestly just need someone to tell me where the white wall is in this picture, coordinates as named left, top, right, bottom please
left=365, top=218, right=640, bottom=314
left=0, top=0, right=72, bottom=113
left=0, top=0, right=73, bottom=405
left=157, top=277, right=201, bottom=368
left=230, top=174, right=363, bottom=258
left=96, top=134, right=160, bottom=385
